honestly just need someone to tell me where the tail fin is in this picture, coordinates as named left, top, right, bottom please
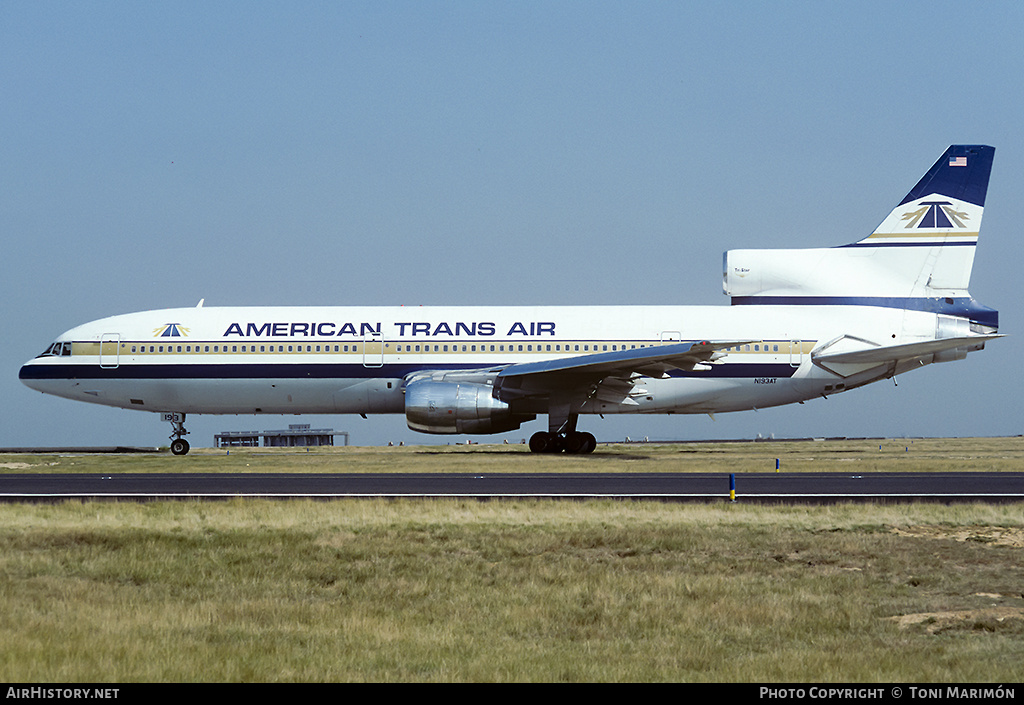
left=724, top=146, right=995, bottom=317
left=851, top=144, right=994, bottom=290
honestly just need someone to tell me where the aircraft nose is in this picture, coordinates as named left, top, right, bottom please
left=19, top=360, right=44, bottom=392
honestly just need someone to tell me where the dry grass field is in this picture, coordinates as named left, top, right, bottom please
left=4, top=434, right=1024, bottom=475
left=0, top=438, right=1022, bottom=682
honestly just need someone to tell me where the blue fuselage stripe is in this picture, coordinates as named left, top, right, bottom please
left=20, top=361, right=797, bottom=381
left=730, top=296, right=998, bottom=328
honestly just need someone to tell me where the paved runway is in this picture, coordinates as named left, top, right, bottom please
left=2, top=472, right=1023, bottom=503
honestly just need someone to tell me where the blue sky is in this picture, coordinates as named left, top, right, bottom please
left=3, top=1, right=1021, bottom=448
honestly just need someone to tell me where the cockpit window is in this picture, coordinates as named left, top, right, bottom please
left=38, top=342, right=72, bottom=358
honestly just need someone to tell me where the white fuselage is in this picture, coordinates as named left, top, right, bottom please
left=20, top=302, right=937, bottom=421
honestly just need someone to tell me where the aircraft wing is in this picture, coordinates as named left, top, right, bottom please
left=493, top=341, right=740, bottom=404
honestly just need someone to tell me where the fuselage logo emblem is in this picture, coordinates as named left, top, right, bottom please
left=153, top=323, right=190, bottom=338
left=901, top=200, right=969, bottom=229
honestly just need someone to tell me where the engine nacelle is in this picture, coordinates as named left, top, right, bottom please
left=405, top=380, right=531, bottom=434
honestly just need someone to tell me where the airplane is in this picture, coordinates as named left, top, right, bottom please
left=20, top=145, right=1001, bottom=455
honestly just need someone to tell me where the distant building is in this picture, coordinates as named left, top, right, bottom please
left=213, top=431, right=261, bottom=448
left=215, top=424, right=349, bottom=448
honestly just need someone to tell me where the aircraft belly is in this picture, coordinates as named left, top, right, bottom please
left=167, top=379, right=347, bottom=414
left=333, top=379, right=404, bottom=413
left=582, top=375, right=814, bottom=415
left=31, top=378, right=344, bottom=415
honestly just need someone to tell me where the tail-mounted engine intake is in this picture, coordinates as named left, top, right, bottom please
left=405, top=378, right=534, bottom=434
left=933, top=314, right=986, bottom=363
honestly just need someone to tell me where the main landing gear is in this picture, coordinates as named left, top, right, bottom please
left=528, top=410, right=597, bottom=454
left=163, top=412, right=191, bottom=456
left=529, top=430, right=597, bottom=454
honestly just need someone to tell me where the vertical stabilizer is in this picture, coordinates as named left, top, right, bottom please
left=849, top=145, right=994, bottom=291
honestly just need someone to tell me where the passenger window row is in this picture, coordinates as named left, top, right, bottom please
left=52, top=340, right=793, bottom=357
left=122, top=342, right=665, bottom=355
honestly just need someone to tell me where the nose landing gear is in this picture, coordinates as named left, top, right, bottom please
left=163, top=412, right=191, bottom=456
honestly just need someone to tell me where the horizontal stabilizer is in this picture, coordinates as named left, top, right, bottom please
left=725, top=145, right=995, bottom=302
left=812, top=334, right=1002, bottom=365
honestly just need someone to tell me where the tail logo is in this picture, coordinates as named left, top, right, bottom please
left=901, top=200, right=970, bottom=229
left=153, top=323, right=190, bottom=338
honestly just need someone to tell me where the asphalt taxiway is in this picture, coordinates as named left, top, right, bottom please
left=2, top=472, right=1023, bottom=503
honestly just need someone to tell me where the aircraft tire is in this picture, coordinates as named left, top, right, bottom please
left=579, top=432, right=597, bottom=454
left=170, top=438, right=191, bottom=456
left=529, top=431, right=564, bottom=453
left=565, top=431, right=598, bottom=454
left=529, top=432, right=552, bottom=453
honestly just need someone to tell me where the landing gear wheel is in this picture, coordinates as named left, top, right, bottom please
left=529, top=431, right=555, bottom=453
left=530, top=431, right=596, bottom=454
left=565, top=431, right=597, bottom=454
left=170, top=438, right=191, bottom=456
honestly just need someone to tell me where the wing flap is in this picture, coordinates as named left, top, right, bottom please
left=493, top=340, right=744, bottom=401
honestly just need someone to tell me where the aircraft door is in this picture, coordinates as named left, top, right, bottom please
left=789, top=340, right=804, bottom=368
left=362, top=331, right=384, bottom=368
left=99, top=333, right=120, bottom=369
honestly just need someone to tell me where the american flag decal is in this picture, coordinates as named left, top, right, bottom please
left=949, top=156, right=967, bottom=167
